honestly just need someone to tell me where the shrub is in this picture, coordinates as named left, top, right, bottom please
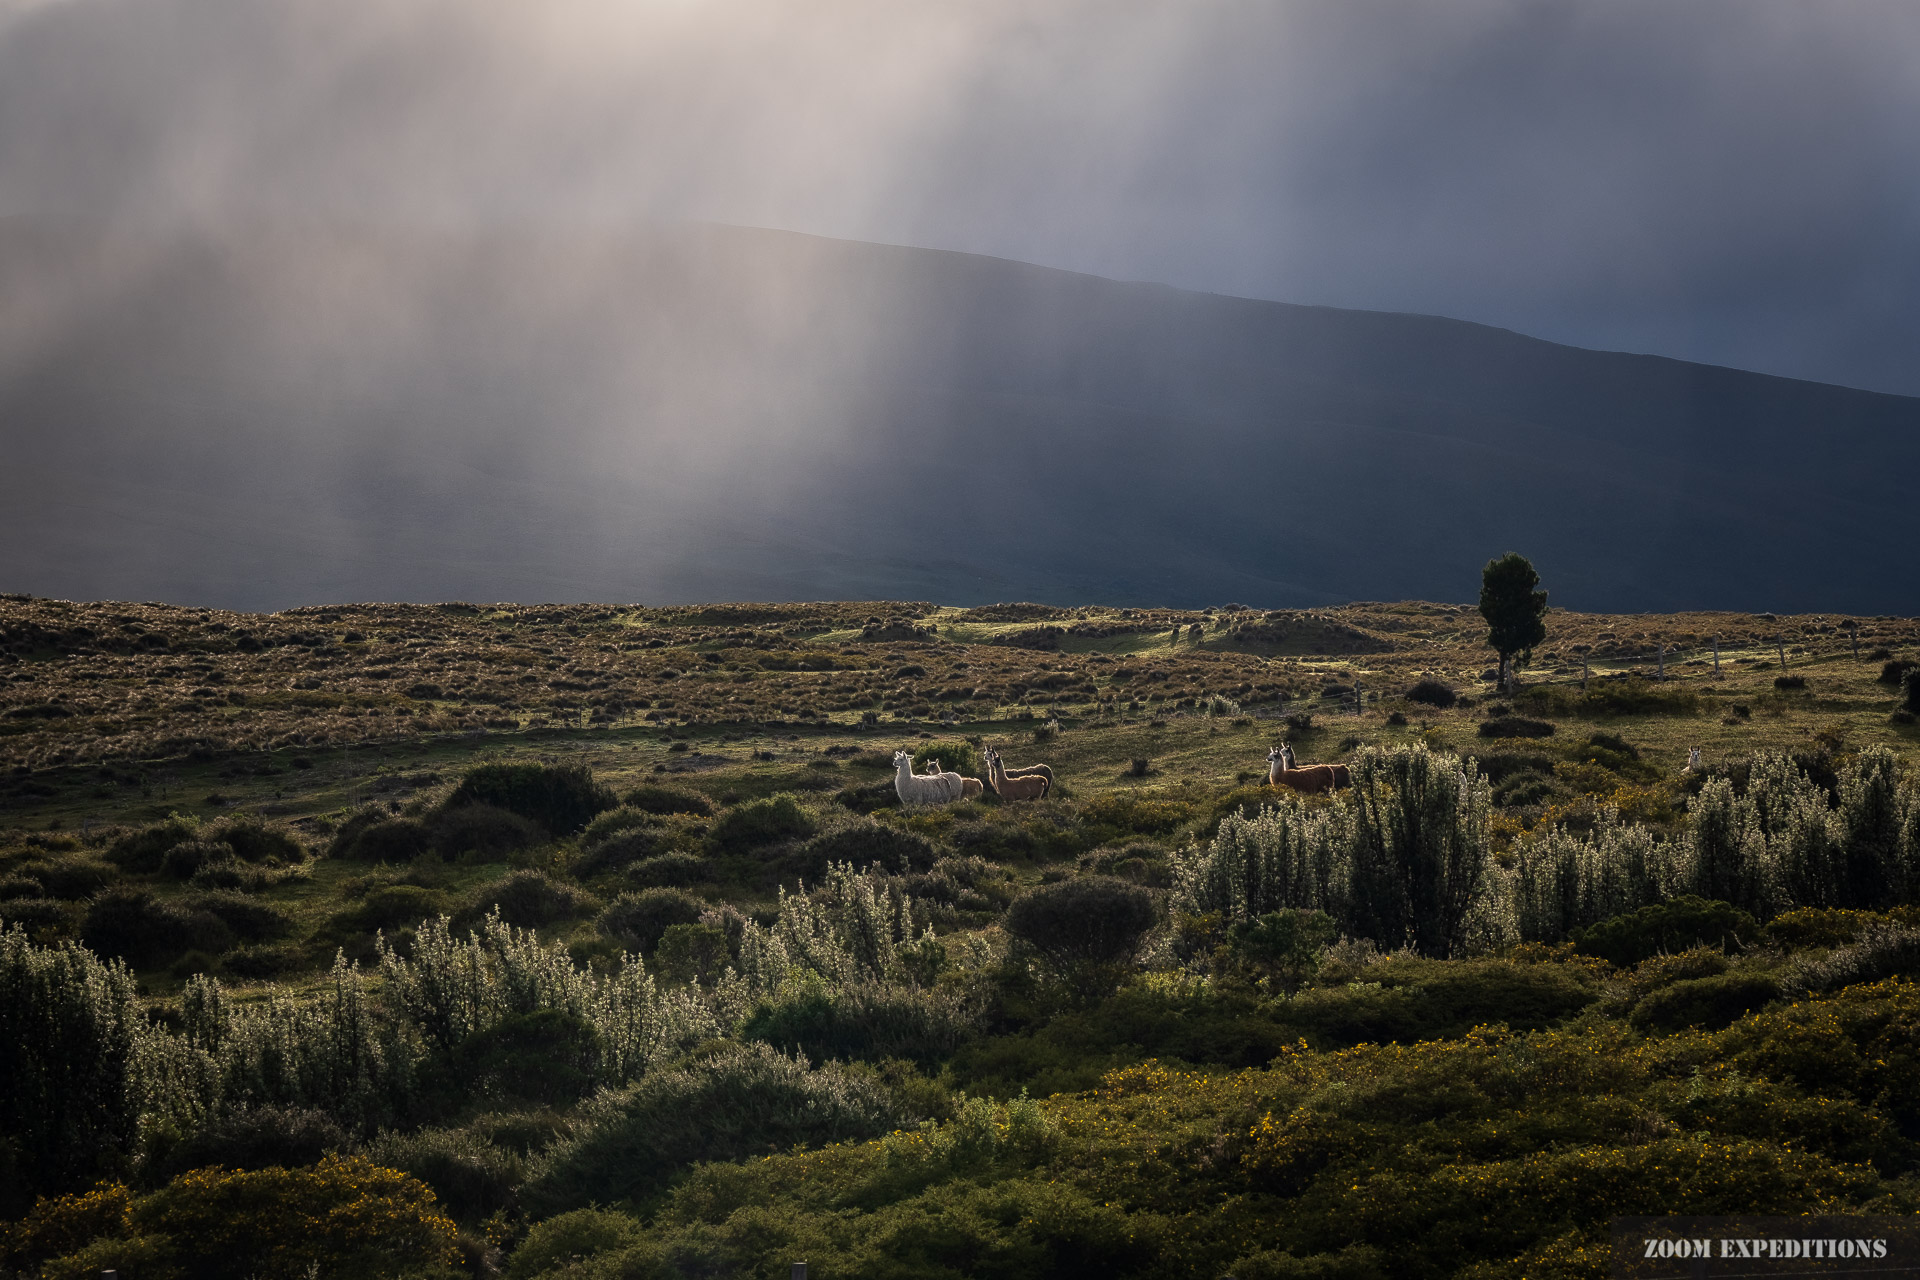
left=1905, top=669, right=1920, bottom=716
left=1571, top=897, right=1760, bottom=968
left=708, top=792, right=816, bottom=852
left=655, top=923, right=731, bottom=985
left=13, top=859, right=116, bottom=900
left=624, top=852, right=709, bottom=889
left=206, top=816, right=305, bottom=865
left=792, top=818, right=938, bottom=880
left=429, top=803, right=542, bottom=861
left=125, top=1156, right=458, bottom=1280
left=621, top=782, right=715, bottom=818
left=1787, top=923, right=1920, bottom=994
left=506, top=1207, right=644, bottom=1280
left=365, top=1126, right=526, bottom=1223
left=581, top=805, right=656, bottom=847
left=327, top=884, right=446, bottom=937
left=146, top=1105, right=349, bottom=1182
left=1630, top=972, right=1781, bottom=1034
left=160, top=838, right=238, bottom=879
left=1405, top=679, right=1456, bottom=708
left=81, top=890, right=233, bottom=967
left=335, top=816, right=435, bottom=864
left=522, top=1043, right=902, bottom=1214
left=185, top=891, right=294, bottom=943
left=1005, top=876, right=1156, bottom=996
left=1478, top=716, right=1556, bottom=739
left=913, top=741, right=984, bottom=778
left=741, top=980, right=983, bottom=1065
left=1875, top=659, right=1915, bottom=685
left=1228, top=910, right=1338, bottom=993
left=597, top=888, right=705, bottom=954
left=454, top=1010, right=601, bottom=1107
left=106, top=813, right=203, bottom=873
left=444, top=763, right=615, bottom=836
left=1774, top=675, right=1807, bottom=691
left=1345, top=745, right=1493, bottom=958
left=465, top=871, right=596, bottom=930
left=575, top=814, right=710, bottom=878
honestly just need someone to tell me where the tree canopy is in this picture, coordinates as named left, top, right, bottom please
left=1479, top=552, right=1548, bottom=690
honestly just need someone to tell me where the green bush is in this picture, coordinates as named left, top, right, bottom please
left=326, top=884, right=446, bottom=938
left=206, top=816, right=306, bottom=865
left=160, top=838, right=238, bottom=880
left=741, top=980, right=983, bottom=1065
left=522, top=1043, right=902, bottom=1214
left=184, top=891, right=293, bottom=943
left=12, top=859, right=117, bottom=900
left=1571, top=896, right=1760, bottom=968
left=1005, top=877, right=1156, bottom=997
left=574, top=815, right=709, bottom=878
left=106, top=814, right=203, bottom=873
left=464, top=871, right=596, bottom=931
left=506, top=1207, right=644, bottom=1280
left=454, top=1010, right=601, bottom=1107
left=1288, top=959, right=1598, bottom=1047
left=581, top=805, right=656, bottom=847
left=792, top=818, right=938, bottom=880
left=597, top=888, right=704, bottom=954
left=708, top=792, right=816, bottom=852
left=1630, top=972, right=1781, bottom=1034
left=621, top=783, right=715, bottom=818
left=81, top=890, right=233, bottom=967
left=1478, top=716, right=1556, bottom=739
left=1405, top=680, right=1456, bottom=708
left=1788, top=924, right=1920, bottom=993
left=624, top=852, right=709, bottom=889
left=429, top=803, right=542, bottom=861
left=654, top=923, right=731, bottom=985
left=335, top=816, right=435, bottom=864
left=365, top=1126, right=525, bottom=1223
left=912, top=740, right=984, bottom=779
left=1345, top=745, right=1493, bottom=958
left=444, top=763, right=615, bottom=836
left=146, top=1105, right=349, bottom=1183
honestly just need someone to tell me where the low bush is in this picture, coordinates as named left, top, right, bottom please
left=1875, top=659, right=1915, bottom=685
left=185, top=891, right=294, bottom=943
left=1287, top=959, right=1598, bottom=1047
left=1405, top=679, right=1456, bottom=708
left=521, top=1043, right=903, bottom=1215
left=708, top=792, right=816, bottom=852
left=741, top=980, right=984, bottom=1065
left=654, top=923, right=731, bottom=985
left=1787, top=924, right=1920, bottom=994
left=597, top=888, right=705, bottom=954
left=326, top=884, right=446, bottom=938
left=1005, top=876, right=1157, bottom=997
left=207, top=816, right=305, bottom=865
left=581, top=805, right=656, bottom=847
left=912, top=741, right=984, bottom=779
left=624, top=852, right=709, bottom=889
left=453, top=1010, right=601, bottom=1107
left=106, top=814, right=203, bottom=873
left=506, top=1207, right=644, bottom=1280
left=365, top=1126, right=526, bottom=1223
left=444, top=762, right=615, bottom=836
left=621, top=783, right=715, bottom=818
left=1571, top=897, right=1761, bottom=968
left=574, top=814, right=709, bottom=878
left=1905, top=669, right=1920, bottom=716
left=1478, top=716, right=1556, bottom=739
left=463, top=871, right=596, bottom=931
left=429, top=803, right=542, bottom=861
left=145, top=1105, right=349, bottom=1183
left=333, top=816, right=435, bottom=864
left=81, top=890, right=233, bottom=968
left=791, top=818, right=938, bottom=881
left=1774, top=675, right=1807, bottom=691
left=9, top=858, right=117, bottom=900
left=1630, top=972, right=1781, bottom=1034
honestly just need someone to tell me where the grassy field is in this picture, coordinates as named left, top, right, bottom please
left=3, top=592, right=1919, bottom=1279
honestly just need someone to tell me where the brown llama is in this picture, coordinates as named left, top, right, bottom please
left=1267, top=744, right=1338, bottom=794
left=985, top=747, right=1049, bottom=800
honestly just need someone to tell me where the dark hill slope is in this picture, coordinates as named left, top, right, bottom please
left=2, top=220, right=1913, bottom=612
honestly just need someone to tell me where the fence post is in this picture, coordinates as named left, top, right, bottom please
left=1581, top=658, right=1589, bottom=690
left=792, top=1265, right=808, bottom=1280
left=1353, top=679, right=1362, bottom=714
left=1713, top=636, right=1720, bottom=676
left=1777, top=633, right=1787, bottom=671
left=1657, top=645, right=1665, bottom=680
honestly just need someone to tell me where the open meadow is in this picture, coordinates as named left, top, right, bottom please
left=4, top=592, right=1920, bottom=1279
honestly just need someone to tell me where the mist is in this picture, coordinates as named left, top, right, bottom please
left=2, top=0, right=1917, bottom=611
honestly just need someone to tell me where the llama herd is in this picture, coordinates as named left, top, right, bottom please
left=890, top=740, right=1344, bottom=807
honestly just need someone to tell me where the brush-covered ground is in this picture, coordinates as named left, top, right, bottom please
left=2, top=593, right=1919, bottom=1280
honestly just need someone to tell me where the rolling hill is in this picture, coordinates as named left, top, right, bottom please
left=3, top=219, right=1914, bottom=613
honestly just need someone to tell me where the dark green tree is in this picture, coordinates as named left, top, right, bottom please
left=1479, top=552, right=1548, bottom=693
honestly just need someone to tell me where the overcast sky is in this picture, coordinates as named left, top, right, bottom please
left=1, top=0, right=1916, bottom=396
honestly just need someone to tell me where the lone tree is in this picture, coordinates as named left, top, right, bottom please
left=1479, top=552, right=1548, bottom=694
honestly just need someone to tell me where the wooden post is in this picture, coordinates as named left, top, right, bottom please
left=1657, top=645, right=1665, bottom=680
left=1713, top=636, right=1720, bottom=676
left=1581, top=657, right=1589, bottom=690
left=1353, top=679, right=1362, bottom=714
left=1777, top=633, right=1787, bottom=670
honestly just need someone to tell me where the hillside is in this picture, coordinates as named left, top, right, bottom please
left=5, top=220, right=1918, bottom=614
